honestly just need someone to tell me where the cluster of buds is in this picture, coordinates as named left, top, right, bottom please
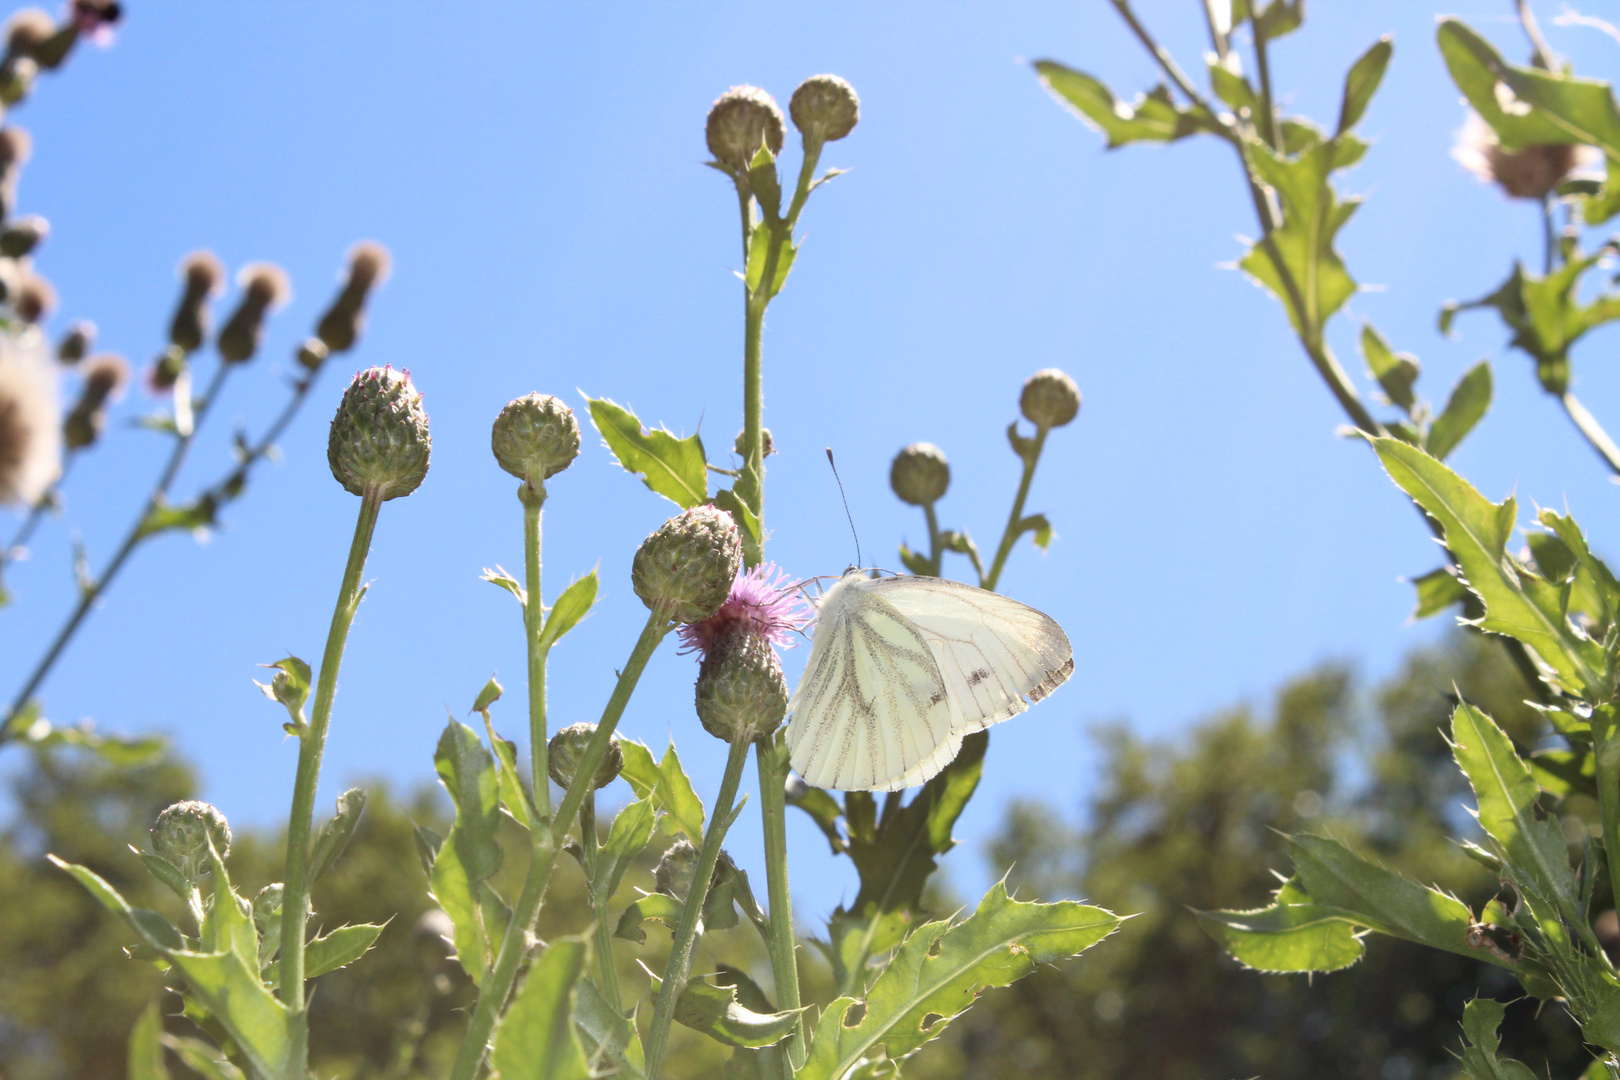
left=704, top=74, right=859, bottom=185
left=1, top=3, right=118, bottom=95
left=151, top=799, right=231, bottom=884
left=491, top=392, right=580, bottom=499
left=547, top=722, right=623, bottom=793
left=327, top=365, right=431, bottom=501
left=62, top=353, right=126, bottom=449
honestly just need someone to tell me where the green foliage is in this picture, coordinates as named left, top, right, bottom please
left=670, top=976, right=800, bottom=1049
left=1458, top=999, right=1540, bottom=1080
left=585, top=396, right=708, bottom=509
left=1032, top=62, right=1212, bottom=148
left=307, top=788, right=366, bottom=884
left=490, top=936, right=591, bottom=1080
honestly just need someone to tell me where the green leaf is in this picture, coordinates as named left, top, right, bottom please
left=1338, top=36, right=1392, bottom=134
left=1195, top=896, right=1364, bottom=973
left=128, top=1002, right=170, bottom=1080
left=4, top=706, right=165, bottom=767
left=1359, top=324, right=1418, bottom=414
left=542, top=570, right=599, bottom=647
left=490, top=935, right=591, bottom=1080
left=614, top=891, right=684, bottom=943
left=1536, top=508, right=1620, bottom=623
left=1032, top=61, right=1211, bottom=148
left=1019, top=514, right=1054, bottom=551
left=674, top=976, right=801, bottom=1049
left=430, top=834, right=491, bottom=985
left=1240, top=138, right=1359, bottom=336
left=480, top=565, right=526, bottom=606
left=1207, top=54, right=1255, bottom=113
left=1410, top=566, right=1468, bottom=620
left=798, top=882, right=1120, bottom=1079
left=470, top=675, right=503, bottom=717
left=136, top=495, right=217, bottom=540
left=1457, top=997, right=1540, bottom=1080
left=166, top=948, right=295, bottom=1080
left=714, top=488, right=761, bottom=551
left=1253, top=0, right=1302, bottom=42
left=745, top=224, right=797, bottom=301
left=413, top=823, right=443, bottom=877
left=309, top=788, right=367, bottom=883
left=573, top=975, right=646, bottom=1079
left=655, top=742, right=706, bottom=842
left=137, top=850, right=191, bottom=903
left=1426, top=362, right=1492, bottom=460
left=482, top=716, right=534, bottom=828
left=1371, top=437, right=1604, bottom=695
left=434, top=720, right=503, bottom=881
left=201, top=849, right=256, bottom=970
left=273, top=923, right=384, bottom=981
left=585, top=395, right=707, bottom=509
left=48, top=855, right=185, bottom=952
left=254, top=656, right=312, bottom=727
left=897, top=543, right=932, bottom=578
left=591, top=797, right=656, bottom=903
left=157, top=1036, right=243, bottom=1080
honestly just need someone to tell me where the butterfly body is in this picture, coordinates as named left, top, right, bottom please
left=786, top=571, right=1073, bottom=792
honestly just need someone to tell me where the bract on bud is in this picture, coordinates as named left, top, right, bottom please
left=217, top=262, right=290, bottom=364
left=56, top=319, right=92, bottom=365
left=316, top=240, right=391, bottom=354
left=12, top=273, right=52, bottom=323
left=327, top=365, right=431, bottom=500
left=654, top=838, right=699, bottom=902
left=0, top=213, right=46, bottom=257
left=694, top=624, right=789, bottom=743
left=492, top=393, right=580, bottom=491
left=152, top=800, right=232, bottom=883
left=706, top=85, right=785, bottom=173
left=547, top=722, right=623, bottom=792
left=632, top=505, right=744, bottom=623
left=169, top=250, right=224, bottom=354
left=251, top=882, right=284, bottom=930
left=0, top=333, right=59, bottom=506
left=63, top=352, right=127, bottom=449
left=733, top=427, right=774, bottom=458
left=890, top=442, right=949, bottom=506
left=1019, top=368, right=1081, bottom=430
left=790, top=74, right=860, bottom=143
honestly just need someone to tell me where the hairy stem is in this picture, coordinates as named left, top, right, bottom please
left=580, top=797, right=623, bottom=1012
left=923, top=502, right=943, bottom=577
left=984, top=427, right=1048, bottom=592
left=523, top=486, right=550, bottom=821
left=757, top=734, right=806, bottom=1070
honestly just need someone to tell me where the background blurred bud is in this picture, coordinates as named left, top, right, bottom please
left=63, top=352, right=127, bottom=449
left=169, top=250, right=224, bottom=354
left=706, top=85, right=784, bottom=172
left=890, top=442, right=950, bottom=506
left=632, top=505, right=744, bottom=623
left=790, top=74, right=860, bottom=143
left=69, top=0, right=120, bottom=41
left=0, top=213, right=47, bottom=257
left=0, top=55, right=35, bottom=105
left=3, top=9, right=53, bottom=61
left=1453, top=112, right=1592, bottom=201
left=27, top=22, right=76, bottom=70
left=147, top=345, right=184, bottom=392
left=55, top=318, right=92, bottom=364
left=547, top=722, right=622, bottom=792
left=733, top=427, right=774, bottom=458
left=13, top=272, right=52, bottom=323
left=654, top=838, right=698, bottom=901
left=492, top=392, right=579, bottom=489
left=296, top=336, right=327, bottom=371
left=151, top=799, right=231, bottom=883
left=251, top=882, right=284, bottom=930
left=217, top=262, right=290, bottom=363
left=0, top=333, right=59, bottom=504
left=327, top=365, right=431, bottom=500
left=315, top=240, right=391, bottom=354
left=694, top=624, right=789, bottom=743
left=1019, top=368, right=1081, bottom=429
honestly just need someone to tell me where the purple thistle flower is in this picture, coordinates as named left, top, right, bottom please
left=678, top=561, right=811, bottom=659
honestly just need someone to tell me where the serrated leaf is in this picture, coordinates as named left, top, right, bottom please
left=585, top=396, right=707, bottom=509
left=166, top=948, right=295, bottom=1080
left=1240, top=138, right=1360, bottom=336
left=481, top=566, right=526, bottom=606
left=591, top=798, right=656, bottom=904
left=435, top=720, right=503, bottom=882
left=542, top=570, right=599, bottom=647
left=128, top=1002, right=170, bottom=1080
left=798, top=882, right=1120, bottom=1079
left=1426, top=362, right=1492, bottom=460
left=49, top=855, right=186, bottom=952
left=1195, top=898, right=1364, bottom=973
left=614, top=892, right=684, bottom=943
left=1537, top=509, right=1620, bottom=623
left=1033, top=61, right=1212, bottom=148
left=264, top=923, right=384, bottom=985
left=1458, top=998, right=1540, bottom=1080
left=1359, top=324, right=1418, bottom=414
left=201, top=849, right=256, bottom=970
left=413, top=823, right=443, bottom=878
left=655, top=743, right=706, bottom=842
left=1339, top=36, right=1392, bottom=133
left=1410, top=566, right=1468, bottom=620
left=309, top=788, right=367, bottom=883
left=745, top=224, right=797, bottom=300
left=471, top=676, right=503, bottom=717
left=490, top=936, right=591, bottom=1080
left=674, top=976, right=801, bottom=1048
left=574, top=975, right=646, bottom=1078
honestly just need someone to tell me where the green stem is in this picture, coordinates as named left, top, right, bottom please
left=923, top=502, right=943, bottom=577
left=984, top=428, right=1047, bottom=592
left=522, top=486, right=550, bottom=820
left=280, top=486, right=383, bottom=1021
left=581, top=796, right=624, bottom=1011
left=1543, top=194, right=1558, bottom=275
left=1561, top=393, right=1620, bottom=477
left=756, top=735, right=806, bottom=1071
left=644, top=734, right=753, bottom=1080
left=447, top=610, right=672, bottom=1080
left=1108, top=0, right=1217, bottom=115
left=1250, top=15, right=1281, bottom=149
left=741, top=289, right=766, bottom=569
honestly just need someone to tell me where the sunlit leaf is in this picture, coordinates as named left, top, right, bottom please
left=585, top=396, right=707, bottom=509
left=1409, top=566, right=1468, bottom=620
left=166, top=948, right=295, bottom=1080
left=591, top=797, right=656, bottom=904
left=745, top=224, right=797, bottom=300
left=614, top=891, right=684, bottom=943
left=1239, top=138, right=1360, bottom=336
left=1032, top=61, right=1216, bottom=147
left=490, top=936, right=591, bottom=1080
left=1457, top=998, right=1540, bottom=1080
left=1359, top=323, right=1418, bottom=414
left=1195, top=891, right=1364, bottom=973
left=127, top=1002, right=170, bottom=1080
left=1425, top=362, right=1491, bottom=460
left=542, top=570, right=599, bottom=648
left=434, top=720, right=503, bottom=882
left=1338, top=36, right=1392, bottom=134
left=673, top=975, right=801, bottom=1048
left=263, top=923, right=384, bottom=985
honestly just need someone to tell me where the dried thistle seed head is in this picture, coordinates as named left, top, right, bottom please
left=890, top=442, right=949, bottom=506
left=694, top=623, right=789, bottom=743
left=1453, top=111, right=1593, bottom=200
left=733, top=427, right=774, bottom=458
left=654, top=838, right=699, bottom=902
left=217, top=262, right=290, bottom=364
left=56, top=319, right=92, bottom=365
left=316, top=240, right=392, bottom=354
left=169, top=250, right=225, bottom=354
left=546, top=722, right=623, bottom=792
left=12, top=273, right=53, bottom=323
left=296, top=337, right=328, bottom=371
left=151, top=799, right=232, bottom=882
left=790, top=74, right=860, bottom=143
left=1019, top=368, right=1081, bottom=430
left=0, top=213, right=47, bottom=257
left=0, top=333, right=59, bottom=505
left=3, top=9, right=54, bottom=59
left=327, top=365, right=431, bottom=500
left=492, top=392, right=580, bottom=488
left=632, top=505, right=744, bottom=623
left=345, top=240, right=391, bottom=292
left=706, top=85, right=785, bottom=172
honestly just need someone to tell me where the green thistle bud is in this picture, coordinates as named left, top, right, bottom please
left=492, top=392, right=580, bottom=490
left=694, top=624, right=789, bottom=743
left=706, top=85, right=785, bottom=173
left=1019, top=368, right=1081, bottom=430
left=56, top=319, right=92, bottom=365
left=152, top=800, right=232, bottom=883
left=251, top=882, right=284, bottom=931
left=316, top=241, right=391, bottom=354
left=63, top=353, right=127, bottom=449
left=217, top=262, right=290, bottom=364
left=1538, top=356, right=1569, bottom=396
left=169, top=250, right=224, bottom=355
left=149, top=345, right=185, bottom=392
left=296, top=337, right=328, bottom=372
left=327, top=365, right=431, bottom=500
left=733, top=427, right=774, bottom=458
left=890, top=442, right=949, bottom=506
left=790, top=74, right=860, bottom=144
left=547, top=721, right=623, bottom=792
left=632, top=505, right=743, bottom=623
left=0, top=213, right=46, bottom=257
left=654, top=838, right=699, bottom=902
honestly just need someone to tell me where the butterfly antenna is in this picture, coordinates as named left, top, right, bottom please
left=826, top=447, right=862, bottom=569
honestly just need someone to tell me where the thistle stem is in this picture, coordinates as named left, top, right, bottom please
left=984, top=427, right=1047, bottom=592
left=644, top=734, right=753, bottom=1080
left=1560, top=392, right=1620, bottom=477
left=580, top=797, right=624, bottom=1011
left=522, top=486, right=550, bottom=820
left=923, top=502, right=944, bottom=577
left=447, top=610, right=672, bottom=1080
left=280, top=486, right=382, bottom=1046
left=756, top=734, right=806, bottom=1070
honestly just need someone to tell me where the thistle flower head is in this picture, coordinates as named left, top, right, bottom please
left=12, top=272, right=53, bottom=324
left=68, top=0, right=120, bottom=44
left=0, top=331, right=58, bottom=505
left=547, top=721, right=623, bottom=792
left=1020, top=368, right=1081, bottom=430
left=1453, top=111, right=1596, bottom=201
left=706, top=85, right=785, bottom=172
left=327, top=365, right=431, bottom=500
left=790, top=74, right=860, bottom=144
left=4, top=9, right=54, bottom=58
left=491, top=392, right=580, bottom=489
left=151, top=799, right=231, bottom=883
left=677, top=561, right=810, bottom=658
left=632, top=505, right=743, bottom=623
left=890, top=442, right=949, bottom=506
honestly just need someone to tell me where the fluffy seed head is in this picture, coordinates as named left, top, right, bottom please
left=0, top=332, right=58, bottom=504
left=790, top=74, right=860, bottom=143
left=1453, top=111, right=1593, bottom=200
left=654, top=838, right=699, bottom=902
left=1020, top=368, right=1081, bottom=429
left=694, top=623, right=790, bottom=743
left=491, top=392, right=580, bottom=488
left=0, top=213, right=47, bottom=257
left=632, top=505, right=744, bottom=623
left=56, top=319, right=92, bottom=364
left=890, top=442, right=949, bottom=506
left=546, top=722, right=623, bottom=793
left=12, top=273, right=53, bottom=323
left=706, top=85, right=785, bottom=172
left=151, top=800, right=232, bottom=883
left=346, top=240, right=391, bottom=292
left=327, top=365, right=431, bottom=500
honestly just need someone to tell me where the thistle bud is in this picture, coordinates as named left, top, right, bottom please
left=26, top=19, right=77, bottom=71
left=148, top=345, right=185, bottom=392
left=56, top=319, right=92, bottom=364
left=315, top=241, right=391, bottom=354
left=733, top=427, right=774, bottom=458
left=1454, top=112, right=1589, bottom=201
left=654, top=838, right=699, bottom=902
left=12, top=272, right=52, bottom=323
left=694, top=624, right=789, bottom=743
left=0, top=213, right=46, bottom=257
left=1019, top=368, right=1080, bottom=430
left=790, top=74, right=860, bottom=144
left=217, top=262, right=290, bottom=364
left=706, top=85, right=785, bottom=173
left=168, top=251, right=224, bottom=355
left=3, top=10, right=53, bottom=62
left=546, top=721, right=623, bottom=792
left=890, top=442, right=949, bottom=506
left=251, top=882, right=284, bottom=931
left=63, top=352, right=126, bottom=449
left=151, top=800, right=232, bottom=883
left=632, top=505, right=743, bottom=623
left=491, top=392, right=580, bottom=494
left=296, top=337, right=328, bottom=372
left=327, top=365, right=431, bottom=500
left=0, top=56, right=34, bottom=106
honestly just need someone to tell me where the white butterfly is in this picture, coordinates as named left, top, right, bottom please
left=786, top=570, right=1073, bottom=792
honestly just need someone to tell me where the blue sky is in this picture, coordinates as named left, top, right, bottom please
left=5, top=1, right=1620, bottom=925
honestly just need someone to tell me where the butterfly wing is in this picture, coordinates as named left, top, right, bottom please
left=863, top=575, right=1073, bottom=734
left=787, top=579, right=959, bottom=792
